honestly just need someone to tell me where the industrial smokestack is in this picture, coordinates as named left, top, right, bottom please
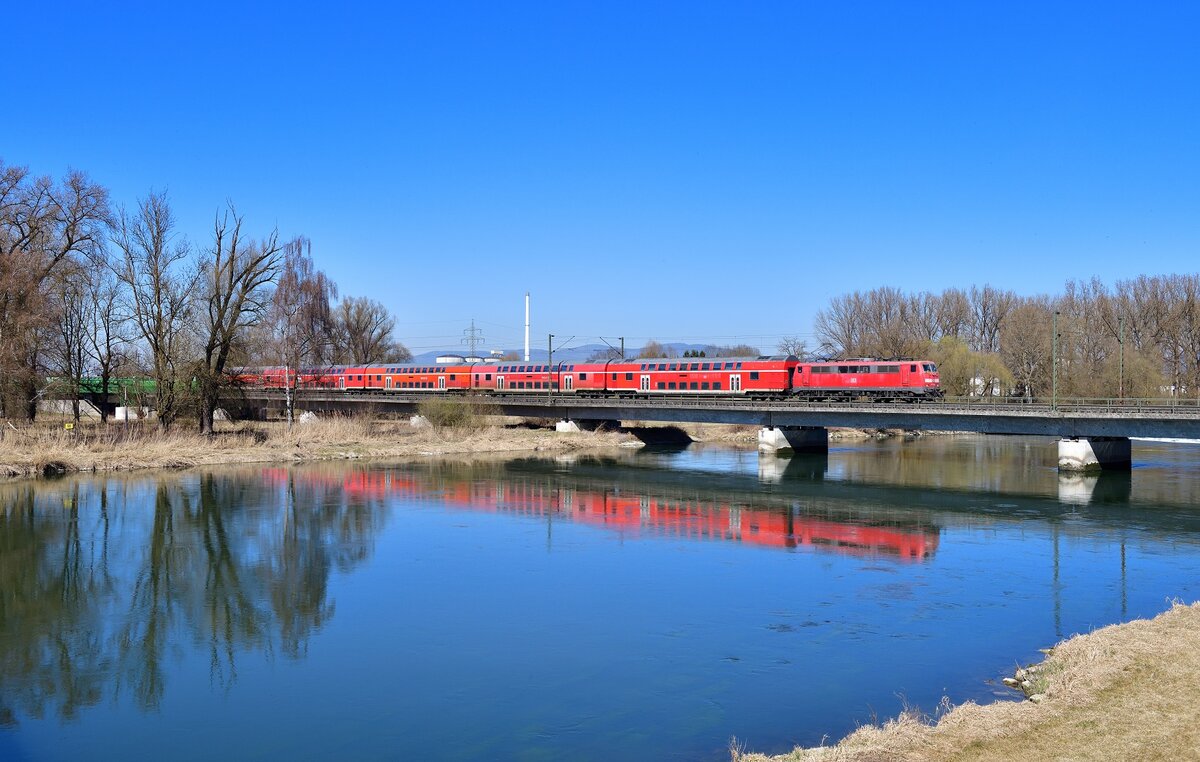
left=524, top=292, right=530, bottom=362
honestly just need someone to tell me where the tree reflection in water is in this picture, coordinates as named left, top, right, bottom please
left=0, top=469, right=388, bottom=725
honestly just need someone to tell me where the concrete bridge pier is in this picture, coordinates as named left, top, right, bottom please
left=1057, top=436, right=1132, bottom=472
left=555, top=419, right=620, bottom=433
left=758, top=426, right=828, bottom=453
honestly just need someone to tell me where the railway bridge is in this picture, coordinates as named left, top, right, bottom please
left=228, top=390, right=1200, bottom=472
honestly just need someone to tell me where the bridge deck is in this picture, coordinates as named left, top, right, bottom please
left=227, top=391, right=1200, bottom=439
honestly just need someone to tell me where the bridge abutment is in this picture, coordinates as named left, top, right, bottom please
left=758, top=426, right=828, bottom=453
left=1057, top=436, right=1132, bottom=472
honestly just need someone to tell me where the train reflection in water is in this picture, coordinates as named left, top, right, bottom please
left=269, top=466, right=941, bottom=561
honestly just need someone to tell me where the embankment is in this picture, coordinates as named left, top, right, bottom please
left=0, top=418, right=636, bottom=479
left=737, top=601, right=1200, bottom=761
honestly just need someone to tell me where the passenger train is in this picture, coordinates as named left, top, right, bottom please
left=237, top=354, right=942, bottom=401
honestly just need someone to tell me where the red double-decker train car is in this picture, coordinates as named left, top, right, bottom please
left=234, top=354, right=941, bottom=400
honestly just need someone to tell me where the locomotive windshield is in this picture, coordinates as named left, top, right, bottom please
left=923, top=363, right=937, bottom=372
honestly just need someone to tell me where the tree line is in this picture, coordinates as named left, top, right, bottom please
left=0, top=159, right=411, bottom=430
left=808, top=280, right=1200, bottom=399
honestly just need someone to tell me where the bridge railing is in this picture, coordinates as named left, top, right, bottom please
left=950, top=395, right=1200, bottom=411
left=232, top=388, right=1200, bottom=416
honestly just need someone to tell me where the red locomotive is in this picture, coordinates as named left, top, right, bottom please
left=235, top=354, right=940, bottom=400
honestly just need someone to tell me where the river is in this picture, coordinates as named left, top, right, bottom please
left=3, top=435, right=1200, bottom=760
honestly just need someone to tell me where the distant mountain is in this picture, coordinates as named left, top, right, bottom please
left=409, top=342, right=739, bottom=364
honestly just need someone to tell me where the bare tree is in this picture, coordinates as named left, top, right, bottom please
left=777, top=336, right=808, bottom=359
left=0, top=162, right=109, bottom=418
left=815, top=292, right=865, bottom=357
left=636, top=340, right=672, bottom=359
left=330, top=296, right=409, bottom=363
left=49, top=262, right=92, bottom=423
left=999, top=299, right=1052, bottom=400
left=85, top=268, right=129, bottom=423
left=969, top=285, right=1016, bottom=354
left=265, top=236, right=337, bottom=424
left=706, top=344, right=762, bottom=358
left=110, top=191, right=197, bottom=431
left=195, top=205, right=283, bottom=434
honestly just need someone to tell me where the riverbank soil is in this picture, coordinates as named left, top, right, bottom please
left=737, top=601, right=1200, bottom=762
left=0, top=417, right=636, bottom=478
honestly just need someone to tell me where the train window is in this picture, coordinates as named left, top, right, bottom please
left=579, top=373, right=587, bottom=380
left=735, top=362, right=743, bottom=369
left=838, top=366, right=849, bottom=373
left=713, top=382, right=722, bottom=390
left=449, top=375, right=455, bottom=380
left=486, top=374, right=492, bottom=381
left=701, top=382, right=710, bottom=390
left=689, top=382, right=698, bottom=390
left=749, top=372, right=759, bottom=380
left=924, top=363, right=937, bottom=372
left=669, top=364, right=678, bottom=371
left=687, top=363, right=697, bottom=370
left=701, top=363, right=711, bottom=370
left=668, top=382, right=677, bottom=389
left=625, top=373, right=633, bottom=380
left=911, top=364, right=918, bottom=372
left=611, top=373, right=617, bottom=380
left=657, top=382, right=666, bottom=389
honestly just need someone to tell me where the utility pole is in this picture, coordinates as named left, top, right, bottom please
left=620, top=336, right=625, bottom=360
left=524, top=293, right=530, bottom=362
left=1118, top=315, right=1125, bottom=400
left=462, top=319, right=484, bottom=356
left=548, top=334, right=553, bottom=398
left=1052, top=310, right=1060, bottom=411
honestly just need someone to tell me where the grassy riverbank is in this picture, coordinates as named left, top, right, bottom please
left=736, top=601, right=1200, bottom=762
left=0, top=417, right=637, bottom=478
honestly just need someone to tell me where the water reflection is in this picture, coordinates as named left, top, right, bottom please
left=0, top=469, right=386, bottom=726
left=270, top=461, right=938, bottom=561
left=3, top=439, right=1200, bottom=761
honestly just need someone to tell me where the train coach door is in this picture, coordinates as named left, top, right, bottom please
left=386, top=377, right=392, bottom=389
left=339, top=376, right=345, bottom=390
left=564, top=375, right=574, bottom=392
left=640, top=375, right=650, bottom=392
left=437, top=376, right=446, bottom=390
left=497, top=376, right=505, bottom=390
left=730, top=374, right=742, bottom=393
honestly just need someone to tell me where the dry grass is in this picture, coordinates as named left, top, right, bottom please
left=0, top=415, right=636, bottom=479
left=736, top=601, right=1200, bottom=762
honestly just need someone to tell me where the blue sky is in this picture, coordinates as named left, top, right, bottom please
left=5, top=2, right=1198, bottom=356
